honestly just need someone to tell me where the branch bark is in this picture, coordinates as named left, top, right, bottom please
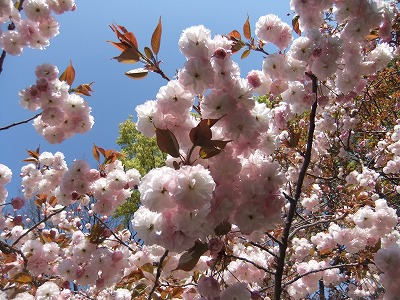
left=0, top=113, right=42, bottom=131
left=147, top=249, right=169, bottom=300
left=274, top=73, right=318, bottom=300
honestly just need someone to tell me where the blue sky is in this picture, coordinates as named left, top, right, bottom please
left=0, top=1, right=289, bottom=198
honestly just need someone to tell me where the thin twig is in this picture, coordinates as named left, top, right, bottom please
left=12, top=206, right=66, bottom=246
left=147, top=249, right=169, bottom=300
left=0, top=113, right=42, bottom=131
left=282, top=263, right=360, bottom=287
left=90, top=212, right=136, bottom=252
left=246, top=240, right=278, bottom=258
left=227, top=254, right=276, bottom=275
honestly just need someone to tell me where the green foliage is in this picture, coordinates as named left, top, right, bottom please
left=113, top=117, right=167, bottom=225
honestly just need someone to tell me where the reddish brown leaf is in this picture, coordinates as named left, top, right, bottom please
left=59, top=60, right=75, bottom=86
left=117, top=24, right=128, bottom=33
left=22, top=158, right=38, bottom=163
left=214, top=220, right=231, bottom=235
left=231, top=40, right=244, bottom=53
left=151, top=16, right=162, bottom=55
left=243, top=15, right=251, bottom=40
left=88, top=223, right=107, bottom=245
left=155, top=127, right=180, bottom=158
left=107, top=41, right=129, bottom=52
left=123, top=31, right=139, bottom=49
left=189, top=120, right=212, bottom=147
left=48, top=196, right=57, bottom=207
left=175, top=240, right=208, bottom=271
left=92, top=144, right=100, bottom=161
left=97, top=146, right=106, bottom=157
left=292, top=15, right=301, bottom=36
left=199, top=147, right=221, bottom=159
left=75, top=82, right=94, bottom=96
left=113, top=48, right=140, bottom=64
left=210, top=139, right=231, bottom=150
left=27, top=149, right=39, bottom=159
left=229, top=30, right=241, bottom=40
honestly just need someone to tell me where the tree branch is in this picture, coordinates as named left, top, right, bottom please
left=274, top=72, right=318, bottom=300
left=0, top=113, right=42, bottom=131
left=12, top=206, right=66, bottom=246
left=282, top=263, right=360, bottom=287
left=90, top=211, right=136, bottom=252
left=147, top=249, right=169, bottom=300
left=227, top=254, right=276, bottom=275
left=0, top=50, right=6, bottom=76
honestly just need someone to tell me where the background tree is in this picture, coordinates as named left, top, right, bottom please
left=113, top=117, right=167, bottom=226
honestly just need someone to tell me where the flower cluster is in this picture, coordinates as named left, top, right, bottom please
left=19, top=64, right=94, bottom=143
left=1, top=0, right=400, bottom=299
left=0, top=0, right=75, bottom=55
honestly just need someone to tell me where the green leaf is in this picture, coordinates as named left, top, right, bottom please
left=155, top=127, right=180, bottom=158
left=151, top=16, right=162, bottom=55
left=125, top=68, right=148, bottom=80
left=175, top=240, right=208, bottom=271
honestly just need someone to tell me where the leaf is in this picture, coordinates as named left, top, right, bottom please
left=228, top=30, right=241, bottom=40
left=210, top=139, right=231, bottom=150
left=292, top=15, right=301, bottom=36
left=141, top=262, right=154, bottom=274
left=366, top=34, right=379, bottom=41
left=75, top=82, right=94, bottom=96
left=107, top=41, right=129, bottom=52
left=199, top=147, right=221, bottom=159
left=123, top=31, right=139, bottom=49
left=231, top=40, right=245, bottom=53
left=92, top=144, right=100, bottom=161
left=125, top=68, right=149, bottom=80
left=243, top=15, right=251, bottom=40
left=97, top=146, right=106, bottom=157
left=151, top=16, right=162, bottom=55
left=241, top=49, right=251, bottom=59
left=189, top=120, right=212, bottom=147
left=59, top=60, right=75, bottom=86
left=214, top=220, right=231, bottom=235
left=48, top=196, right=57, bottom=206
left=113, top=48, right=140, bottom=64
left=13, top=272, right=33, bottom=284
left=155, top=127, right=180, bottom=158
left=144, top=47, right=154, bottom=60
left=22, top=158, right=38, bottom=163
left=88, top=223, right=107, bottom=244
left=27, top=149, right=39, bottom=159
left=175, top=240, right=208, bottom=271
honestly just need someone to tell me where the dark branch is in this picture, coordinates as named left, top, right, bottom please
left=274, top=72, right=318, bottom=300
left=0, top=113, right=42, bottom=131
left=147, top=249, right=169, bottom=300
left=12, top=206, right=66, bottom=247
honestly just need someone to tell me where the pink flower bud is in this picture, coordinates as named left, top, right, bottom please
left=213, top=47, right=227, bottom=59
left=11, top=197, right=26, bottom=210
